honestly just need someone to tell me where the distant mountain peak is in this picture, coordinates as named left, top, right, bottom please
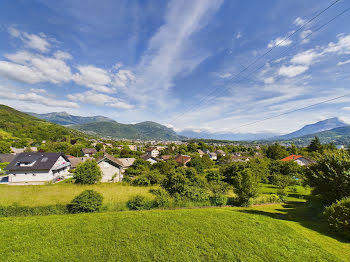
left=273, top=117, right=348, bottom=140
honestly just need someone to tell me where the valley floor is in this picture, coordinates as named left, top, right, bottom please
left=0, top=203, right=349, bottom=262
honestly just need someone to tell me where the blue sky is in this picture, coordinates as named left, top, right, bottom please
left=0, top=0, right=350, bottom=135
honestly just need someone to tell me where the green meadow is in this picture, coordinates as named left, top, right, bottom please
left=0, top=183, right=154, bottom=207
left=0, top=204, right=349, bottom=262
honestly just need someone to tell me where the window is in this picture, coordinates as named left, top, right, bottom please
left=32, top=174, right=36, bottom=176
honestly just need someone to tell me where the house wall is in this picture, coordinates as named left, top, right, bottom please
left=98, top=161, right=122, bottom=182
left=150, top=150, right=159, bottom=158
left=8, top=156, right=70, bottom=185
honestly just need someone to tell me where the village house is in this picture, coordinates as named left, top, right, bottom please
left=215, top=150, right=226, bottom=156
left=81, top=148, right=97, bottom=157
left=6, top=152, right=70, bottom=185
left=197, top=149, right=205, bottom=158
left=141, top=153, right=158, bottom=164
left=10, top=147, right=38, bottom=154
left=208, top=152, right=217, bottom=161
left=67, top=156, right=94, bottom=169
left=175, top=155, right=192, bottom=166
left=0, top=153, right=16, bottom=163
left=145, top=147, right=160, bottom=158
left=96, top=153, right=135, bottom=182
left=281, top=155, right=315, bottom=166
left=160, top=155, right=172, bottom=161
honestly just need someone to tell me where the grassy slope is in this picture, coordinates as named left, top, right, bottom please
left=0, top=104, right=86, bottom=141
left=0, top=183, right=154, bottom=207
left=0, top=206, right=349, bottom=261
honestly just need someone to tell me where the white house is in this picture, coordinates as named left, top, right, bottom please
left=96, top=153, right=135, bottom=182
left=208, top=152, right=217, bottom=161
left=141, top=153, right=158, bottom=164
left=81, top=148, right=97, bottom=157
left=6, top=152, right=70, bottom=185
left=145, top=147, right=160, bottom=158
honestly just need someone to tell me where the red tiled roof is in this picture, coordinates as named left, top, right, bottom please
left=281, top=155, right=303, bottom=161
left=175, top=155, right=191, bottom=165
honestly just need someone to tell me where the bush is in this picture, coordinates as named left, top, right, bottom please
left=127, top=195, right=152, bottom=210
left=0, top=204, right=67, bottom=217
left=324, top=197, right=350, bottom=239
left=210, top=194, right=227, bottom=206
left=252, top=194, right=282, bottom=205
left=307, top=150, right=350, bottom=204
left=67, top=190, right=103, bottom=213
left=150, top=188, right=170, bottom=208
left=132, top=175, right=151, bottom=186
left=233, top=168, right=260, bottom=206
left=73, top=160, right=102, bottom=184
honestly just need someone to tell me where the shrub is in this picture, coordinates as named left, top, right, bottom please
left=150, top=188, right=170, bottom=208
left=127, top=195, right=152, bottom=210
left=233, top=168, right=260, bottom=206
left=73, top=160, right=102, bottom=184
left=67, top=190, right=103, bottom=213
left=0, top=204, right=67, bottom=217
left=324, top=197, right=350, bottom=239
left=252, top=194, right=281, bottom=205
left=132, top=175, right=151, bottom=186
left=307, top=150, right=350, bottom=204
left=210, top=194, right=227, bottom=206
left=271, top=174, right=292, bottom=189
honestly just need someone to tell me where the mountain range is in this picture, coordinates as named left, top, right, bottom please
left=272, top=117, right=347, bottom=140
left=28, top=112, right=115, bottom=126
left=15, top=109, right=350, bottom=143
left=29, top=111, right=185, bottom=141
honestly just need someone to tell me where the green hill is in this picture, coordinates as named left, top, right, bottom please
left=0, top=105, right=85, bottom=142
left=0, top=206, right=349, bottom=261
left=288, top=126, right=350, bottom=145
left=71, top=120, right=186, bottom=140
left=28, top=111, right=115, bottom=126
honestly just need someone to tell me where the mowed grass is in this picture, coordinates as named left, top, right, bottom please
left=0, top=205, right=349, bottom=262
left=0, top=183, right=154, bottom=207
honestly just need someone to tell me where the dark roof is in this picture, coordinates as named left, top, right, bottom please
left=82, top=148, right=97, bottom=154
left=146, top=147, right=157, bottom=152
left=68, top=156, right=94, bottom=168
left=0, top=154, right=16, bottom=163
left=96, top=153, right=124, bottom=167
left=6, top=152, right=69, bottom=171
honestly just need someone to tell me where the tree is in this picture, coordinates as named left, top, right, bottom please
left=74, top=160, right=102, bottom=184
left=186, top=157, right=205, bottom=173
left=308, top=136, right=322, bottom=152
left=232, top=168, right=260, bottom=205
left=289, top=144, right=298, bottom=155
left=67, top=190, right=103, bottom=213
left=265, top=143, right=288, bottom=160
left=307, top=150, right=350, bottom=204
left=0, top=141, right=11, bottom=153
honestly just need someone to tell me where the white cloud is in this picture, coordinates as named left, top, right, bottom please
left=294, top=17, right=306, bottom=27
left=323, top=34, right=350, bottom=55
left=290, top=50, right=320, bottom=66
left=342, top=106, right=350, bottom=111
left=54, top=50, right=72, bottom=60
left=0, top=85, right=78, bottom=108
left=219, top=73, right=232, bottom=78
left=129, top=0, right=223, bottom=108
left=236, top=32, right=242, bottom=39
left=29, top=88, right=47, bottom=94
left=300, top=30, right=312, bottom=44
left=337, top=59, right=350, bottom=66
left=278, top=65, right=308, bottom=77
left=68, top=91, right=134, bottom=109
left=264, top=77, right=275, bottom=84
left=72, top=65, right=113, bottom=93
left=268, top=37, right=292, bottom=48
left=113, top=69, right=135, bottom=89
left=9, top=27, right=51, bottom=53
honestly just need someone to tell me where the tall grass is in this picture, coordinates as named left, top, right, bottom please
left=0, top=183, right=155, bottom=206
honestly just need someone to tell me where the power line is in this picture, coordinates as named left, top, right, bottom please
left=229, top=93, right=350, bottom=132
left=189, top=6, right=350, bottom=115
left=168, top=0, right=340, bottom=124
